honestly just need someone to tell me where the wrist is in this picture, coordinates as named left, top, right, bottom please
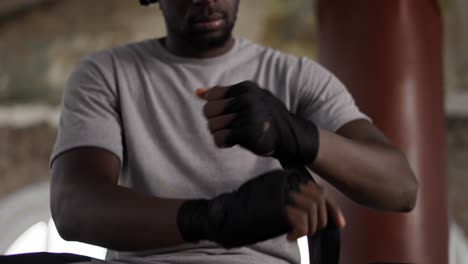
left=296, top=116, right=320, bottom=164
left=177, top=170, right=293, bottom=248
left=274, top=114, right=320, bottom=165
left=177, top=199, right=211, bottom=243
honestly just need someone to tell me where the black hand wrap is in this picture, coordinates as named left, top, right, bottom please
left=177, top=169, right=309, bottom=248
left=222, top=81, right=319, bottom=164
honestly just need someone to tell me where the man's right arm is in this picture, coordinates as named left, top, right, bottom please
left=50, top=147, right=186, bottom=251
left=51, top=147, right=344, bottom=251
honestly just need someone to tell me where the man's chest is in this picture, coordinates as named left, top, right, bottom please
left=114, top=62, right=292, bottom=197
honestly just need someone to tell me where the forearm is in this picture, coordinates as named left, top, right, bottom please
left=52, top=180, right=185, bottom=251
left=308, top=128, right=418, bottom=212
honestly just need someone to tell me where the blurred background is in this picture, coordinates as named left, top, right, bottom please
left=0, top=0, right=466, bottom=263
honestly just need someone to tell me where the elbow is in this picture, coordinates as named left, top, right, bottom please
left=377, top=151, right=419, bottom=212
left=397, top=174, right=419, bottom=212
left=370, top=171, right=418, bottom=213
left=53, top=214, right=78, bottom=242
left=50, top=192, right=82, bottom=242
left=54, top=221, right=74, bottom=242
left=394, top=157, right=419, bottom=212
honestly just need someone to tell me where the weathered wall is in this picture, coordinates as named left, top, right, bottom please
left=447, top=116, right=468, bottom=233
left=0, top=0, right=317, bottom=105
left=443, top=0, right=468, bottom=92
left=0, top=123, right=55, bottom=198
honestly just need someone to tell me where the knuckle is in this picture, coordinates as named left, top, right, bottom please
left=318, top=195, right=326, bottom=207
left=317, top=185, right=326, bottom=196
left=307, top=201, right=318, bottom=212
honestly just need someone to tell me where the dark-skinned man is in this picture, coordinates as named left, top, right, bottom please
left=50, top=0, right=419, bottom=263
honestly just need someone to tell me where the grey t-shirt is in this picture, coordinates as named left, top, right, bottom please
left=51, top=37, right=369, bottom=264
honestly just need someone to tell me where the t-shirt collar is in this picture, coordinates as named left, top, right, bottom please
left=151, top=37, right=241, bottom=65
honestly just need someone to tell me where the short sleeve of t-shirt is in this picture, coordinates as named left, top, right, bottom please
left=50, top=51, right=123, bottom=167
left=294, top=57, right=370, bottom=132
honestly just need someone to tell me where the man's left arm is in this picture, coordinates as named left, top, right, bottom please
left=198, top=81, right=418, bottom=213
left=310, top=119, right=418, bottom=212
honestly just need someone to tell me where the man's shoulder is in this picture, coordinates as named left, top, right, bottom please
left=79, top=39, right=155, bottom=67
left=239, top=38, right=321, bottom=69
left=239, top=38, right=328, bottom=80
left=238, top=38, right=296, bottom=60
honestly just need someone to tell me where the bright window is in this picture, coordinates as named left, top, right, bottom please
left=5, top=218, right=107, bottom=260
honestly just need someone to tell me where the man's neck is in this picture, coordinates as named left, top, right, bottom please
left=161, top=36, right=235, bottom=59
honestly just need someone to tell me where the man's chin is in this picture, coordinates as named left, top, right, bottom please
left=187, top=30, right=233, bottom=50
left=186, top=28, right=232, bottom=50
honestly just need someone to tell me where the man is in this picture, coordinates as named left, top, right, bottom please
left=50, top=0, right=419, bottom=263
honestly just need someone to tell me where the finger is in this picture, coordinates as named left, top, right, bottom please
left=317, top=193, right=328, bottom=230
left=286, top=206, right=308, bottom=241
left=207, top=114, right=237, bottom=133
left=289, top=191, right=318, bottom=236
left=326, top=198, right=346, bottom=229
left=301, top=183, right=328, bottom=230
left=201, top=86, right=228, bottom=101
left=203, top=98, right=234, bottom=118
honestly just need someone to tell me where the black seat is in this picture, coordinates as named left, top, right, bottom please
left=0, top=252, right=92, bottom=264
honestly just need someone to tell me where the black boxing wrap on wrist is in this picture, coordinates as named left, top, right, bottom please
left=271, top=110, right=320, bottom=165
left=177, top=169, right=308, bottom=248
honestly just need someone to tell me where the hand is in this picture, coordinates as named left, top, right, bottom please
left=286, top=181, right=346, bottom=241
left=197, top=82, right=278, bottom=156
left=177, top=168, right=345, bottom=248
left=197, top=81, right=320, bottom=164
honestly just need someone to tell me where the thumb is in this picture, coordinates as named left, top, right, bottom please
left=326, top=199, right=346, bottom=229
left=195, top=88, right=210, bottom=99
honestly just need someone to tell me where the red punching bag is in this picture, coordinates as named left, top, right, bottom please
left=317, top=0, right=448, bottom=263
